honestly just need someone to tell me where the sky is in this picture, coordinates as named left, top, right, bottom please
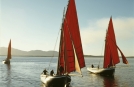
left=0, top=0, right=134, bottom=56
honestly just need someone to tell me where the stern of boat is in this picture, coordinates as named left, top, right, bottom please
left=100, top=68, right=115, bottom=76
left=2, top=60, right=10, bottom=64
left=87, top=67, right=115, bottom=76
left=40, top=74, right=71, bottom=87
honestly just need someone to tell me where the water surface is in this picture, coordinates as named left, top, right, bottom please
left=0, top=56, right=134, bottom=87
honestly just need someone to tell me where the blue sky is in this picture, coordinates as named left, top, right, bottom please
left=0, top=0, right=134, bottom=56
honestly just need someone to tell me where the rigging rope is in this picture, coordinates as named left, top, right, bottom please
left=98, top=40, right=105, bottom=67
left=47, top=7, right=66, bottom=71
left=47, top=29, right=61, bottom=70
left=98, top=29, right=107, bottom=68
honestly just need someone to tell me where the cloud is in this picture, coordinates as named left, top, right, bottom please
left=113, top=18, right=134, bottom=40
left=80, top=17, right=134, bottom=56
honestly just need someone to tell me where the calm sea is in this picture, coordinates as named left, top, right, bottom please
left=0, top=56, right=134, bottom=87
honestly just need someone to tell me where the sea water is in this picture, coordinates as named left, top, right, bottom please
left=0, top=56, right=134, bottom=87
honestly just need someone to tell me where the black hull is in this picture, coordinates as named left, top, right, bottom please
left=2, top=60, right=10, bottom=64
left=87, top=67, right=115, bottom=76
left=99, top=68, right=115, bottom=76
left=40, top=74, right=71, bottom=87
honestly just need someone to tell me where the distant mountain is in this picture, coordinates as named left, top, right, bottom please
left=1, top=47, right=133, bottom=57
left=0, top=47, right=58, bottom=57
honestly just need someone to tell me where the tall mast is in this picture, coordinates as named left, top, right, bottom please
left=57, top=7, right=66, bottom=75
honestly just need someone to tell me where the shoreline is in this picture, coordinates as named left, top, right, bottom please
left=0, top=55, right=133, bottom=58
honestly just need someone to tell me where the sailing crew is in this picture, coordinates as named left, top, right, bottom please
left=59, top=65, right=64, bottom=75
left=108, top=64, right=111, bottom=68
left=50, top=70, right=54, bottom=76
left=98, top=65, right=99, bottom=69
left=43, top=69, right=48, bottom=75
left=91, top=64, right=94, bottom=68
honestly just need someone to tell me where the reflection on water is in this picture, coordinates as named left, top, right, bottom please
left=40, top=81, right=72, bottom=87
left=6, top=64, right=11, bottom=70
left=6, top=64, right=11, bottom=87
left=101, top=76, right=118, bottom=87
left=5, top=64, right=11, bottom=87
left=89, top=73, right=119, bottom=87
left=0, top=57, right=134, bottom=87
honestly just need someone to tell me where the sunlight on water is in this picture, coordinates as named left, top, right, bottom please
left=0, top=56, right=134, bottom=87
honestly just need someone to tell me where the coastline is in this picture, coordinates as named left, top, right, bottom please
left=0, top=55, right=133, bottom=58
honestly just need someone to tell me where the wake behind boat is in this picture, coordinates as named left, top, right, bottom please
left=2, top=39, right=12, bottom=64
left=87, top=17, right=128, bottom=76
left=40, top=0, right=85, bottom=87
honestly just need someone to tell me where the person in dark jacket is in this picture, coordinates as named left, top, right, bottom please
left=91, top=64, right=94, bottom=68
left=50, top=70, right=54, bottom=76
left=59, top=65, right=64, bottom=75
left=43, top=69, right=48, bottom=75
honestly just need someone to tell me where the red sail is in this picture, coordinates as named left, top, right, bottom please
left=65, top=0, right=85, bottom=68
left=104, top=39, right=113, bottom=68
left=64, top=18, right=76, bottom=73
left=57, top=30, right=65, bottom=74
left=7, top=39, right=11, bottom=59
left=103, top=17, right=120, bottom=68
left=117, top=46, right=128, bottom=64
left=58, top=0, right=85, bottom=74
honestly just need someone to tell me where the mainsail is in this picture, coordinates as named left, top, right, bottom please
left=57, top=0, right=85, bottom=74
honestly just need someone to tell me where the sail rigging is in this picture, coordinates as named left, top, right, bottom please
left=103, top=17, right=128, bottom=68
left=57, top=0, right=85, bottom=74
left=40, top=0, right=85, bottom=86
left=87, top=17, right=128, bottom=76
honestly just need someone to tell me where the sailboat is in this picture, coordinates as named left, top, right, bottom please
left=87, top=17, right=128, bottom=76
left=2, top=39, right=12, bottom=64
left=40, top=0, right=85, bottom=87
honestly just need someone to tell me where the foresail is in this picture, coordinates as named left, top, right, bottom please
left=7, top=39, right=11, bottom=59
left=104, top=17, right=120, bottom=68
left=74, top=45, right=82, bottom=74
left=117, top=46, right=128, bottom=64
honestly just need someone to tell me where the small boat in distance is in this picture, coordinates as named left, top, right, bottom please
left=40, top=0, right=85, bottom=87
left=2, top=39, right=12, bottom=64
left=87, top=17, right=128, bottom=76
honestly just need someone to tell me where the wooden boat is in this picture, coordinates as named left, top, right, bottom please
left=87, top=67, right=115, bottom=76
left=87, top=17, right=128, bottom=76
left=40, top=0, right=85, bottom=87
left=2, top=39, right=12, bottom=64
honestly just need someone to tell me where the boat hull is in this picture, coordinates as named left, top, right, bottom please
left=40, top=74, right=71, bottom=87
left=2, top=60, right=10, bottom=64
left=87, top=67, right=115, bottom=76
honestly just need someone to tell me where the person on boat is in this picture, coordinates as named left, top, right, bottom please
left=98, top=65, right=99, bottom=69
left=59, top=65, right=64, bottom=75
left=50, top=70, right=54, bottom=76
left=91, top=64, right=94, bottom=68
left=43, top=69, right=48, bottom=75
left=66, top=73, right=69, bottom=76
left=108, top=64, right=111, bottom=68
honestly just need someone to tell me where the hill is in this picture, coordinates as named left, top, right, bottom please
left=1, top=47, right=133, bottom=58
left=0, top=47, right=58, bottom=57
